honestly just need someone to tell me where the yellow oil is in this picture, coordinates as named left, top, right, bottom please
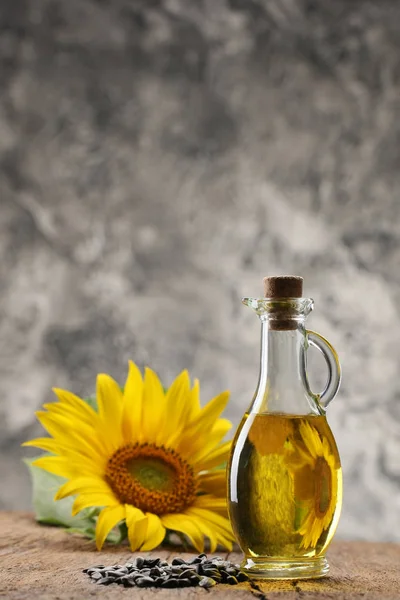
left=228, top=413, right=342, bottom=559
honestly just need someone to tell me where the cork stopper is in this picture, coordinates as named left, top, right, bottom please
left=263, top=276, right=303, bottom=299
left=262, top=276, right=304, bottom=330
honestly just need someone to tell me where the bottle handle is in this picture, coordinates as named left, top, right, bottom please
left=302, top=330, right=341, bottom=412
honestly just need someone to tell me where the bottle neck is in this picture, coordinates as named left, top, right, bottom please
left=253, top=319, right=316, bottom=415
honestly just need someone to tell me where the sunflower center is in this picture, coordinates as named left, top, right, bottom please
left=105, top=443, right=197, bottom=515
left=127, top=457, right=175, bottom=492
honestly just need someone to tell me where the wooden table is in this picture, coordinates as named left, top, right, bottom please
left=1, top=512, right=400, bottom=599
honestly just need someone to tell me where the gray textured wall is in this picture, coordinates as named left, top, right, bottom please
left=1, top=0, right=400, bottom=543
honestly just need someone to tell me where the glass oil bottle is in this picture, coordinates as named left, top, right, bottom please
left=228, top=276, right=342, bottom=579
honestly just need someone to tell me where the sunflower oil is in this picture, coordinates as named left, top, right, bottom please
left=228, top=413, right=342, bottom=561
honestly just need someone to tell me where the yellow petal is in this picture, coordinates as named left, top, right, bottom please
left=214, top=532, right=233, bottom=552
left=299, top=421, right=323, bottom=458
left=161, top=513, right=204, bottom=553
left=55, top=477, right=113, bottom=500
left=96, top=374, right=124, bottom=449
left=192, top=495, right=228, bottom=510
left=198, top=471, right=227, bottom=496
left=162, top=370, right=192, bottom=447
left=141, top=367, right=165, bottom=443
left=185, top=507, right=234, bottom=539
left=186, top=378, right=201, bottom=422
left=31, top=456, right=79, bottom=479
left=197, top=391, right=230, bottom=428
left=52, top=388, right=98, bottom=423
left=189, top=419, right=232, bottom=464
left=140, top=513, right=166, bottom=551
left=25, top=438, right=107, bottom=476
left=194, top=441, right=231, bottom=472
left=95, top=505, right=126, bottom=550
left=22, top=437, right=63, bottom=453
left=176, top=391, right=230, bottom=458
left=72, top=493, right=119, bottom=516
left=192, top=518, right=218, bottom=553
left=125, top=505, right=148, bottom=551
left=34, top=412, right=105, bottom=464
left=45, top=398, right=115, bottom=456
left=122, top=361, right=143, bottom=444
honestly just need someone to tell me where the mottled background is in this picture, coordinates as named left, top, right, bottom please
left=1, top=0, right=400, bottom=543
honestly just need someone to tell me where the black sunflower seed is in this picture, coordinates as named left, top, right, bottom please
left=145, top=558, right=161, bottom=568
left=121, top=577, right=136, bottom=588
left=227, top=575, right=238, bottom=585
left=171, top=557, right=186, bottom=565
left=161, top=578, right=180, bottom=588
left=237, top=571, right=249, bottom=582
left=178, top=569, right=195, bottom=579
left=226, top=566, right=237, bottom=575
left=191, top=557, right=204, bottom=565
left=97, top=577, right=114, bottom=585
left=134, top=557, right=144, bottom=569
left=135, top=576, right=154, bottom=587
left=203, top=568, right=220, bottom=578
left=199, top=576, right=216, bottom=589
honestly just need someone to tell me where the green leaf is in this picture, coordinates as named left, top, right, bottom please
left=83, top=395, right=98, bottom=411
left=214, top=462, right=227, bottom=470
left=23, top=457, right=94, bottom=530
left=24, top=457, right=128, bottom=545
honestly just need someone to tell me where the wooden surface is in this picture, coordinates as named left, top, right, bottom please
left=1, top=512, right=400, bottom=599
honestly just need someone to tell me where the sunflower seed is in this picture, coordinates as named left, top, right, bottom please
left=145, top=558, right=161, bottom=567
left=202, top=568, right=221, bottom=578
left=178, top=569, right=195, bottom=579
left=199, top=576, right=216, bottom=589
left=121, top=577, right=136, bottom=588
left=161, top=578, right=180, bottom=588
left=83, top=554, right=249, bottom=588
left=134, top=557, right=144, bottom=569
left=131, top=571, right=147, bottom=580
left=135, top=576, right=155, bottom=587
left=97, top=577, right=114, bottom=585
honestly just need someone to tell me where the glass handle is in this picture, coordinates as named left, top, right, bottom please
left=302, top=330, right=342, bottom=411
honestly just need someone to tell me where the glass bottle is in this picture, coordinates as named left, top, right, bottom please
left=228, top=276, right=342, bottom=580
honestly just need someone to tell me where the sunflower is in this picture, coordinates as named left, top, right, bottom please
left=285, top=419, right=340, bottom=550
left=24, top=362, right=235, bottom=552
